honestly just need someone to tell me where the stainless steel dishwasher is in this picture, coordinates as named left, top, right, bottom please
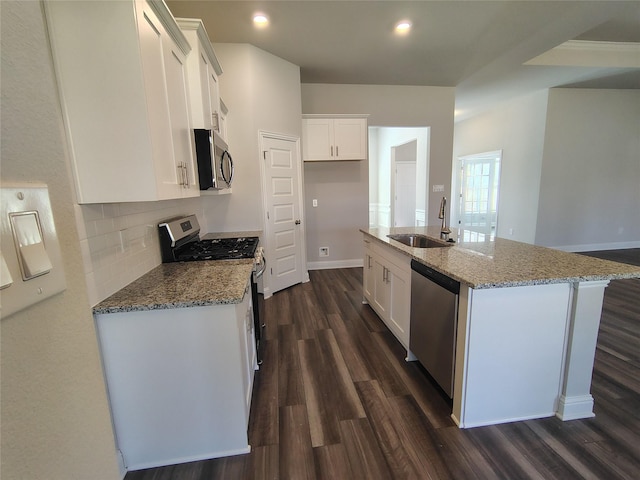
left=409, top=260, right=460, bottom=398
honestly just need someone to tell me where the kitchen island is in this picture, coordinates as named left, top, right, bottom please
left=362, top=226, right=640, bottom=429
left=93, top=258, right=257, bottom=471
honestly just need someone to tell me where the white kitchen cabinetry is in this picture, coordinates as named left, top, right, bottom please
left=363, top=240, right=375, bottom=301
left=302, top=115, right=368, bottom=161
left=45, top=0, right=198, bottom=204
left=219, top=99, right=229, bottom=142
left=362, top=238, right=411, bottom=350
left=176, top=18, right=224, bottom=133
left=94, top=289, right=256, bottom=471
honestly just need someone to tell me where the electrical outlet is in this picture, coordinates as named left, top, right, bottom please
left=319, top=247, right=329, bottom=257
left=312, top=199, right=318, bottom=207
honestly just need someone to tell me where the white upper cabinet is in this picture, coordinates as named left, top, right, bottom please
left=176, top=18, right=223, bottom=133
left=302, top=115, right=368, bottom=161
left=46, top=0, right=198, bottom=203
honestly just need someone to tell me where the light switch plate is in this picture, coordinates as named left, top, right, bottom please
left=1, top=183, right=66, bottom=318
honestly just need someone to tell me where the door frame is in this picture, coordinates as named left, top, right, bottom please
left=454, top=150, right=502, bottom=240
left=258, top=130, right=309, bottom=299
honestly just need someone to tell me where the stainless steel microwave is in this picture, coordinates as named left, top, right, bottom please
left=193, top=129, right=234, bottom=190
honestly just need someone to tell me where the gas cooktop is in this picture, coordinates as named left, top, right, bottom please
left=174, top=237, right=259, bottom=262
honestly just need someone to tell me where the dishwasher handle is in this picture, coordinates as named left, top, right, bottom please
left=410, top=260, right=460, bottom=294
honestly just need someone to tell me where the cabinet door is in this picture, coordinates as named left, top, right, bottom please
left=333, top=117, right=367, bottom=160
left=197, top=50, right=213, bottom=128
left=386, top=260, right=411, bottom=348
left=302, top=118, right=334, bottom=160
left=363, top=242, right=374, bottom=302
left=163, top=40, right=198, bottom=196
left=136, top=2, right=181, bottom=199
left=372, top=257, right=390, bottom=320
left=208, top=67, right=221, bottom=133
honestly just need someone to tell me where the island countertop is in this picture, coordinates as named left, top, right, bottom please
left=93, top=259, right=255, bottom=315
left=362, top=226, right=640, bottom=289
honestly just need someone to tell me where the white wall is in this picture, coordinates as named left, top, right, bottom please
left=370, top=127, right=429, bottom=227
left=535, top=89, right=640, bottom=251
left=1, top=2, right=120, bottom=478
left=301, top=84, right=455, bottom=265
left=205, top=44, right=302, bottom=233
left=453, top=90, right=550, bottom=244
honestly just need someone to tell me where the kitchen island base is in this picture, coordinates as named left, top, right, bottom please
left=453, top=282, right=571, bottom=428
left=361, top=228, right=639, bottom=429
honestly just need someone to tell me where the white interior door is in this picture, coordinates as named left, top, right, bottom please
left=394, top=162, right=417, bottom=226
left=260, top=133, right=307, bottom=296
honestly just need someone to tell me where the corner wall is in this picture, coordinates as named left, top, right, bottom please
left=453, top=90, right=550, bottom=244
left=207, top=43, right=302, bottom=233
left=1, top=2, right=120, bottom=478
left=301, top=84, right=455, bottom=266
left=535, top=89, right=640, bottom=251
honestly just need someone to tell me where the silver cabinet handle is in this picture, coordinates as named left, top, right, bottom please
left=367, top=255, right=372, bottom=269
left=330, top=145, right=333, bottom=157
left=177, top=163, right=185, bottom=187
left=336, top=145, right=339, bottom=157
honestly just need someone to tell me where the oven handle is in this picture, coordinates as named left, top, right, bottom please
left=254, top=254, right=267, bottom=279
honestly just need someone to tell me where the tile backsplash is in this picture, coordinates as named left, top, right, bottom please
left=75, top=198, right=203, bottom=306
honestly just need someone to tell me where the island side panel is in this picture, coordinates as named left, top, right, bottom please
left=453, top=283, right=572, bottom=428
left=95, top=305, right=250, bottom=470
left=556, top=280, right=609, bottom=421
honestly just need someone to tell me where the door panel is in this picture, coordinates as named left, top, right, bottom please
left=262, top=134, right=305, bottom=294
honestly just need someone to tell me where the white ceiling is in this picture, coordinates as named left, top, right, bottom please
left=166, top=1, right=640, bottom=119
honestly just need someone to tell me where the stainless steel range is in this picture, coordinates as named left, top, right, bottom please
left=158, top=215, right=265, bottom=364
left=158, top=215, right=259, bottom=263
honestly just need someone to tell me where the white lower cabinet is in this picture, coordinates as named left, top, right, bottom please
left=94, top=289, right=256, bottom=471
left=363, top=240, right=375, bottom=301
left=362, top=238, right=411, bottom=350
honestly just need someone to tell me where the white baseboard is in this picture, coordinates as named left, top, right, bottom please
left=126, top=447, right=251, bottom=472
left=555, top=394, right=595, bottom=421
left=553, top=240, right=640, bottom=252
left=307, top=259, right=364, bottom=270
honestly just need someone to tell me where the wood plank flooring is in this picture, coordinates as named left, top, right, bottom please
left=126, top=249, right=640, bottom=479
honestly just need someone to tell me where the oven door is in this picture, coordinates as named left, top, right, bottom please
left=252, top=251, right=266, bottom=365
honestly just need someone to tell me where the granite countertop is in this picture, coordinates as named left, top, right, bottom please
left=362, top=226, right=640, bottom=289
left=93, top=259, right=255, bottom=315
left=93, top=230, right=263, bottom=315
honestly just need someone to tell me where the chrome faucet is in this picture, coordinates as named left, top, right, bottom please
left=439, top=196, right=451, bottom=235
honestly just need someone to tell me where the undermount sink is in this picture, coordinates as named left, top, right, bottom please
left=387, top=234, right=451, bottom=248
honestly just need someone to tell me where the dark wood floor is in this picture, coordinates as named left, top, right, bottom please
left=127, top=249, right=640, bottom=479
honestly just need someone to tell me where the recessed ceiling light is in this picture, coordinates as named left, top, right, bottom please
left=395, top=20, right=412, bottom=35
left=253, top=13, right=269, bottom=28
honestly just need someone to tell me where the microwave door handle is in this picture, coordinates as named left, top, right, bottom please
left=221, top=151, right=234, bottom=187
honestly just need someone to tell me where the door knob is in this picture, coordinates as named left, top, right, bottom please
left=295, top=220, right=301, bottom=225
